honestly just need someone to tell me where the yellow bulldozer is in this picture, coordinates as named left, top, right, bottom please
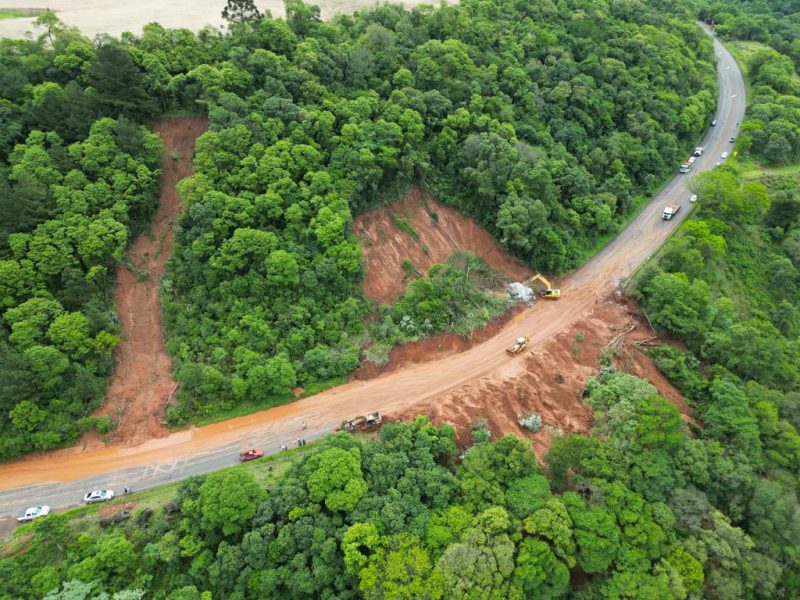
left=506, top=336, right=530, bottom=355
left=525, top=273, right=560, bottom=299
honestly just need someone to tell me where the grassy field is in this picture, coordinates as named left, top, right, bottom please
left=740, top=160, right=800, bottom=179
left=0, top=8, right=45, bottom=20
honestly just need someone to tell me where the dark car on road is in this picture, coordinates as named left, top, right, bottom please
left=239, top=449, right=264, bottom=462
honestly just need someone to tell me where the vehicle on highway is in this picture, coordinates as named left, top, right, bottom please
left=729, top=137, right=736, bottom=143
left=721, top=151, right=729, bottom=159
left=239, top=449, right=264, bottom=462
left=690, top=194, right=698, bottom=203
left=662, top=205, right=681, bottom=220
left=83, top=490, right=114, bottom=504
left=711, top=119, right=717, bottom=126
left=16, top=505, right=51, bottom=522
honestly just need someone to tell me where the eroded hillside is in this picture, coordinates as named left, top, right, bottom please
left=354, top=188, right=532, bottom=304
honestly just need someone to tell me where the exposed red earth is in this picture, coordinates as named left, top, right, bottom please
left=87, top=116, right=208, bottom=448
left=2, top=22, right=744, bottom=486
left=354, top=188, right=532, bottom=304
left=389, top=297, right=691, bottom=456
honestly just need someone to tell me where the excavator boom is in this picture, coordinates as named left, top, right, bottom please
left=525, top=273, right=561, bottom=299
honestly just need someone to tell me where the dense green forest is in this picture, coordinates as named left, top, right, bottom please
left=0, top=16, right=164, bottom=457
left=0, top=0, right=719, bottom=444
left=626, top=3, right=800, bottom=596
left=2, top=0, right=800, bottom=597
left=161, top=0, right=716, bottom=422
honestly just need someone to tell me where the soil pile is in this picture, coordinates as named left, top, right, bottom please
left=354, top=188, right=532, bottom=304
left=388, top=297, right=690, bottom=460
left=92, top=116, right=208, bottom=447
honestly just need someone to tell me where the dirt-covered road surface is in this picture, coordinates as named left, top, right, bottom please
left=0, top=0, right=454, bottom=39
left=0, top=26, right=744, bottom=521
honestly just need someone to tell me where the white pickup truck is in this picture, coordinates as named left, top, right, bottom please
left=662, top=205, right=681, bottom=220
left=693, top=146, right=704, bottom=156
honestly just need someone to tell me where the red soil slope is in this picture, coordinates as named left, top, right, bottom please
left=91, top=116, right=208, bottom=447
left=354, top=188, right=532, bottom=304
left=390, top=296, right=690, bottom=459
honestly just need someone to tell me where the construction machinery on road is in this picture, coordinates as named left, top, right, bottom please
left=525, top=273, right=561, bottom=299
left=339, top=412, right=382, bottom=433
left=507, top=336, right=529, bottom=355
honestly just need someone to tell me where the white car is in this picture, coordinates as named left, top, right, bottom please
left=16, top=505, right=51, bottom=522
left=83, top=490, right=114, bottom=504
left=690, top=194, right=698, bottom=203
left=721, top=151, right=729, bottom=159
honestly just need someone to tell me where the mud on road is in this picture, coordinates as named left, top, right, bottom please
left=0, top=26, right=743, bottom=502
left=90, top=116, right=208, bottom=448
left=390, top=297, right=691, bottom=459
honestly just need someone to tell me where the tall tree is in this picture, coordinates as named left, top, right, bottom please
left=221, top=0, right=261, bottom=27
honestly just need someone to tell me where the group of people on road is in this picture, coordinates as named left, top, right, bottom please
left=279, top=422, right=309, bottom=451
left=280, top=439, right=308, bottom=451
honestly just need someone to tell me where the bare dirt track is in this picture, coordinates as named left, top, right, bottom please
left=91, top=116, right=207, bottom=447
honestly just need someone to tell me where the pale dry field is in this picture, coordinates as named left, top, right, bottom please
left=0, top=0, right=447, bottom=39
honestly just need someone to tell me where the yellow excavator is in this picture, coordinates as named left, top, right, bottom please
left=525, top=273, right=561, bottom=299
left=507, top=336, right=530, bottom=355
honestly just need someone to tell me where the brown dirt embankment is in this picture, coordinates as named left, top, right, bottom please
left=91, top=116, right=208, bottom=447
left=354, top=188, right=532, bottom=305
left=389, top=296, right=691, bottom=460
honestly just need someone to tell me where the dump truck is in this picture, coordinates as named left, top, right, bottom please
left=507, top=336, right=529, bottom=355
left=525, top=273, right=560, bottom=299
left=662, top=205, right=681, bottom=220
left=339, top=412, right=382, bottom=433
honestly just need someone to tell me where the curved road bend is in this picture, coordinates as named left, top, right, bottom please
left=0, top=26, right=745, bottom=520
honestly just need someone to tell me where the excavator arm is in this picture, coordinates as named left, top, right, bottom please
left=524, top=273, right=561, bottom=299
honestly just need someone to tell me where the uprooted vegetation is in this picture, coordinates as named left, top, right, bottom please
left=363, top=249, right=512, bottom=365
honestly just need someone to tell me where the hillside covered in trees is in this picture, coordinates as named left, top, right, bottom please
left=2, top=0, right=800, bottom=598
left=140, top=0, right=718, bottom=423
left=0, top=0, right=718, bottom=446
